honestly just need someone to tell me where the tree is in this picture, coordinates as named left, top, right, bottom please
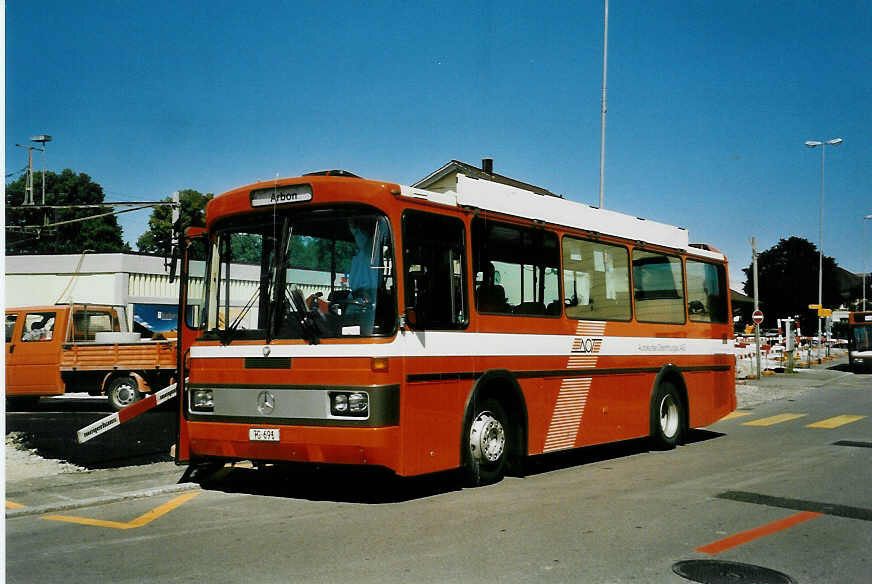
left=5, top=169, right=130, bottom=254
left=137, top=189, right=213, bottom=256
left=742, top=236, right=841, bottom=332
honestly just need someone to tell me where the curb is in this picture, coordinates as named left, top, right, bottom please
left=6, top=482, right=200, bottom=519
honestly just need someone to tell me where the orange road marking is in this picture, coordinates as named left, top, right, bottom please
left=720, top=411, right=752, bottom=421
left=42, top=491, right=200, bottom=530
left=743, top=413, right=807, bottom=426
left=806, top=415, right=866, bottom=429
left=696, top=511, right=822, bottom=554
left=6, top=500, right=26, bottom=509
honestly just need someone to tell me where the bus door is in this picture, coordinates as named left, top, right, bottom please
left=6, top=309, right=65, bottom=395
left=401, top=210, right=469, bottom=473
left=175, top=228, right=208, bottom=463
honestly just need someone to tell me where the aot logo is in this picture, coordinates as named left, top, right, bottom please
left=572, top=337, right=602, bottom=354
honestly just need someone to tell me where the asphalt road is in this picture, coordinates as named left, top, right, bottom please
left=6, top=368, right=872, bottom=584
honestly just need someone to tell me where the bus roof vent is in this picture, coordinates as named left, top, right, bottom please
left=303, top=170, right=361, bottom=178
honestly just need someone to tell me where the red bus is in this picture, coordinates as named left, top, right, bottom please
left=847, top=312, right=872, bottom=372
left=175, top=170, right=735, bottom=485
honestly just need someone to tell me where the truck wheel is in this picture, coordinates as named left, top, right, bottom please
left=107, top=376, right=141, bottom=411
left=462, top=398, right=510, bottom=487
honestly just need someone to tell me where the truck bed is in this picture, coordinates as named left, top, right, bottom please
left=60, top=340, right=176, bottom=372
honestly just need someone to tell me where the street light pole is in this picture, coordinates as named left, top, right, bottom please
left=805, top=137, right=842, bottom=360
left=598, top=0, right=608, bottom=209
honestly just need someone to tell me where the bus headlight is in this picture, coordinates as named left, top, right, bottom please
left=330, top=391, right=368, bottom=417
left=191, top=389, right=214, bottom=412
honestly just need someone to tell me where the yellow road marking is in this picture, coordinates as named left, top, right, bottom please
left=743, top=413, right=807, bottom=427
left=806, top=415, right=866, bottom=429
left=42, top=491, right=200, bottom=530
left=720, top=411, right=752, bottom=421
left=6, top=500, right=26, bottom=509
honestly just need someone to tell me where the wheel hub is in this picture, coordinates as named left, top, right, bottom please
left=469, top=412, right=506, bottom=463
left=115, top=382, right=136, bottom=405
left=659, top=394, right=679, bottom=438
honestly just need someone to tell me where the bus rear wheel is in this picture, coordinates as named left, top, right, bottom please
left=107, top=376, right=142, bottom=411
left=463, top=398, right=510, bottom=487
left=651, top=382, right=684, bottom=450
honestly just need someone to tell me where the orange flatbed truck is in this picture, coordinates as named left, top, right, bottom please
left=5, top=304, right=176, bottom=410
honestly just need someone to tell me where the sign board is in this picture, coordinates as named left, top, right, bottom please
left=818, top=308, right=832, bottom=317
left=808, top=304, right=821, bottom=309
left=752, top=310, right=764, bottom=325
left=250, top=184, right=313, bottom=207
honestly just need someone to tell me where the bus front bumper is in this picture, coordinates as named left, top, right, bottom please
left=186, top=421, right=401, bottom=471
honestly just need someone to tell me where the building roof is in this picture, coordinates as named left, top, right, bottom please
left=413, top=159, right=563, bottom=198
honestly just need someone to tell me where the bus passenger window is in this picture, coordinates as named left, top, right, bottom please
left=402, top=211, right=468, bottom=329
left=686, top=260, right=728, bottom=323
left=563, top=237, right=631, bottom=321
left=632, top=251, right=685, bottom=324
left=472, top=218, right=560, bottom=316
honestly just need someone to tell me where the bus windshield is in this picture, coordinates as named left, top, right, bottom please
left=852, top=324, right=872, bottom=353
left=199, top=207, right=395, bottom=342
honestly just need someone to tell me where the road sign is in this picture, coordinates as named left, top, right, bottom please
left=818, top=308, right=832, bottom=317
left=808, top=304, right=821, bottom=309
left=752, top=310, right=764, bottom=324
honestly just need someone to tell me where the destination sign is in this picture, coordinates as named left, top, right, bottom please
left=250, top=184, right=313, bottom=207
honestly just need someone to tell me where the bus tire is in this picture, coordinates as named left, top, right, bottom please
left=462, top=398, right=510, bottom=487
left=650, top=381, right=684, bottom=450
left=107, top=376, right=142, bottom=411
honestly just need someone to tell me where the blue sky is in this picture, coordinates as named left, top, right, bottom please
left=6, top=1, right=872, bottom=290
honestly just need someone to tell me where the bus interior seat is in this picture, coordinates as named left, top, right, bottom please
left=476, top=284, right=507, bottom=313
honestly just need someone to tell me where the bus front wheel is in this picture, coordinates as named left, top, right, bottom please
left=651, top=382, right=684, bottom=450
left=463, top=398, right=510, bottom=487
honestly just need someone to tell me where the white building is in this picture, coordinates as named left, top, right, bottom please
left=4, top=253, right=333, bottom=334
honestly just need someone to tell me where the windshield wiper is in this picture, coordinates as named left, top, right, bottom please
left=219, top=285, right=263, bottom=345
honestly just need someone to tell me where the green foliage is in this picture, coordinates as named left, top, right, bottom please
left=290, top=237, right=354, bottom=272
left=5, top=169, right=130, bottom=255
left=137, top=189, right=213, bottom=256
left=742, top=236, right=840, bottom=332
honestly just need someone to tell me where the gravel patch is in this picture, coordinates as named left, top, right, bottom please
left=5, top=432, right=85, bottom=481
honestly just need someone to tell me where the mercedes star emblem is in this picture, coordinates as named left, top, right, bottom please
left=257, top=390, right=276, bottom=415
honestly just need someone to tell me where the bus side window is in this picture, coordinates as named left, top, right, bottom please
left=471, top=218, right=560, bottom=316
left=686, top=260, right=728, bottom=323
left=563, top=237, right=631, bottom=321
left=632, top=251, right=685, bottom=324
left=402, top=211, right=468, bottom=330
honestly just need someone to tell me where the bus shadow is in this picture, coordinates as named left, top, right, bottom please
left=522, top=429, right=724, bottom=477
left=192, top=463, right=462, bottom=503
left=192, top=429, right=725, bottom=503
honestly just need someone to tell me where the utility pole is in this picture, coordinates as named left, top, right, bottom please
left=752, top=237, right=761, bottom=380
left=30, top=135, right=52, bottom=205
left=15, top=143, right=41, bottom=205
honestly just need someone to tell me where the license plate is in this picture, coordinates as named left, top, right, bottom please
left=249, top=428, right=279, bottom=442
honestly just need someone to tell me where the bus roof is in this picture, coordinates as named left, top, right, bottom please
left=210, top=172, right=724, bottom=262
left=402, top=174, right=723, bottom=261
